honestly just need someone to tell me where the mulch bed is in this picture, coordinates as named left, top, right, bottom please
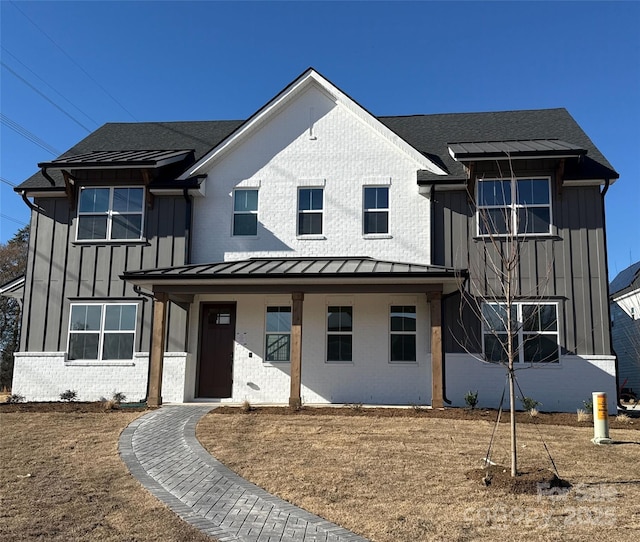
left=0, top=401, right=147, bottom=413
left=466, top=465, right=571, bottom=494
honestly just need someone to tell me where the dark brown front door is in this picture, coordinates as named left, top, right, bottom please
left=197, top=303, right=236, bottom=398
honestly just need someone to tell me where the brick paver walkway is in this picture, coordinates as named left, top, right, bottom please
left=119, top=405, right=369, bottom=542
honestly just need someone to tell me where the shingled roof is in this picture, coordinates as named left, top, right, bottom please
left=16, top=108, right=618, bottom=191
left=610, top=261, right=640, bottom=298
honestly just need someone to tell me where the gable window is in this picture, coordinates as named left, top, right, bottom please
left=265, top=306, right=291, bottom=362
left=327, top=306, right=353, bottom=362
left=233, top=189, right=258, bottom=236
left=298, top=188, right=323, bottom=235
left=390, top=306, right=417, bottom=362
left=77, top=187, right=144, bottom=241
left=68, top=303, right=137, bottom=361
left=482, top=302, right=559, bottom=363
left=363, top=186, right=389, bottom=234
left=477, top=178, right=551, bottom=236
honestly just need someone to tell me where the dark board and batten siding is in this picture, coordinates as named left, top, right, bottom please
left=434, top=177, right=611, bottom=357
left=20, top=196, right=189, bottom=354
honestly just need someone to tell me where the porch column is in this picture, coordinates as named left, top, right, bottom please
left=429, top=291, right=444, bottom=409
left=147, top=292, right=168, bottom=408
left=289, top=292, right=304, bottom=408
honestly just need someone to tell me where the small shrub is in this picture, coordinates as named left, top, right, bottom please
left=616, top=413, right=632, bottom=425
left=8, top=393, right=25, bottom=404
left=528, top=407, right=540, bottom=418
left=60, top=389, right=77, bottom=402
left=464, top=390, right=478, bottom=409
left=112, top=391, right=126, bottom=404
left=241, top=400, right=252, bottom=413
left=519, top=396, right=541, bottom=412
left=577, top=408, right=592, bottom=422
left=102, top=399, right=118, bottom=410
left=411, top=403, right=427, bottom=412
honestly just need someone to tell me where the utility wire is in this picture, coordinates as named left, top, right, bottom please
left=2, top=46, right=100, bottom=127
left=9, top=1, right=138, bottom=121
left=0, top=113, right=62, bottom=156
left=2, top=62, right=92, bottom=133
left=1, top=177, right=17, bottom=188
left=0, top=213, right=28, bottom=226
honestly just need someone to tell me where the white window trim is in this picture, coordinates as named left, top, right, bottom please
left=389, top=304, right=418, bottom=364
left=76, top=186, right=145, bottom=242
left=326, top=305, right=354, bottom=364
left=264, top=305, right=292, bottom=364
left=297, top=187, right=324, bottom=237
left=363, top=185, right=390, bottom=236
left=232, top=188, right=259, bottom=237
left=476, top=176, right=552, bottom=237
left=67, top=302, right=138, bottom=362
left=481, top=301, right=560, bottom=364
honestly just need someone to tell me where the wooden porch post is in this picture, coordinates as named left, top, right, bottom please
left=147, top=292, right=168, bottom=408
left=289, top=292, right=304, bottom=408
left=429, top=291, right=444, bottom=409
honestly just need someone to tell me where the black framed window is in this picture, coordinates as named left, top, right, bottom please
left=364, top=186, right=389, bottom=234
left=390, top=306, right=416, bottom=362
left=298, top=188, right=323, bottom=235
left=233, top=189, right=258, bottom=236
left=327, top=306, right=352, bottom=362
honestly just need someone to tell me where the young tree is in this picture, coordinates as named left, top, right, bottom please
left=0, top=226, right=29, bottom=389
left=459, top=159, right=556, bottom=477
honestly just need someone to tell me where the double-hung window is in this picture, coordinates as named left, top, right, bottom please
left=68, top=303, right=137, bottom=361
left=327, top=306, right=353, bottom=362
left=477, top=178, right=551, bottom=236
left=233, top=189, right=258, bottom=236
left=482, top=302, right=559, bottom=363
left=265, top=306, right=291, bottom=362
left=390, top=306, right=417, bottom=362
left=77, top=187, right=144, bottom=241
left=363, top=186, right=389, bottom=234
left=298, top=188, right=323, bottom=235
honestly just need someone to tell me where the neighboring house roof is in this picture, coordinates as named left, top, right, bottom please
left=122, top=257, right=464, bottom=293
left=14, top=71, right=618, bottom=192
left=0, top=275, right=25, bottom=301
left=610, top=261, right=640, bottom=298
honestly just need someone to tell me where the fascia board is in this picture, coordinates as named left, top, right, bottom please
left=179, top=69, right=447, bottom=179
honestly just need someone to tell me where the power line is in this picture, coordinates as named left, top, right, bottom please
left=0, top=213, right=28, bottom=226
left=9, top=1, right=138, bottom=121
left=2, top=46, right=100, bottom=127
left=1, top=177, right=17, bottom=188
left=0, top=113, right=62, bottom=156
left=2, top=61, right=92, bottom=132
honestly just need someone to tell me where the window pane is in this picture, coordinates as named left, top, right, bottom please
left=234, top=190, right=258, bottom=212
left=77, top=216, right=108, bottom=240
left=266, top=307, right=291, bottom=332
left=328, top=306, right=352, bottom=332
left=111, top=214, right=142, bottom=239
left=327, top=335, right=352, bottom=362
left=478, top=180, right=511, bottom=206
left=517, top=207, right=550, bottom=234
left=538, top=305, right=557, bottom=331
left=364, top=187, right=388, bottom=210
left=105, top=305, right=136, bottom=331
left=482, top=304, right=507, bottom=332
left=70, top=305, right=102, bottom=331
left=522, top=305, right=540, bottom=332
left=479, top=208, right=510, bottom=235
left=233, top=214, right=257, bottom=235
left=69, top=333, right=100, bottom=360
left=484, top=333, right=519, bottom=363
left=516, top=179, right=549, bottom=205
left=299, top=188, right=323, bottom=211
left=524, top=334, right=559, bottom=363
left=266, top=334, right=290, bottom=362
left=79, top=188, right=110, bottom=213
left=113, top=188, right=144, bottom=212
left=298, top=213, right=322, bottom=235
left=391, top=306, right=416, bottom=331
left=391, top=335, right=416, bottom=362
left=364, top=211, right=388, bottom=234
left=102, top=333, right=134, bottom=360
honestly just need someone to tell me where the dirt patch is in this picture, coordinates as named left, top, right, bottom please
left=0, top=401, right=147, bottom=413
left=466, top=465, right=571, bottom=494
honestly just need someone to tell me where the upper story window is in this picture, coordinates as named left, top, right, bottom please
left=482, top=302, right=559, bottom=364
left=477, top=178, right=551, bottom=236
left=77, top=187, right=144, bottom=241
left=68, top=303, right=137, bottom=361
left=233, top=189, right=258, bottom=236
left=298, top=188, right=323, bottom=235
left=363, top=186, right=389, bottom=234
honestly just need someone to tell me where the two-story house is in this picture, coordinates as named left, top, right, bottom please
left=9, top=69, right=619, bottom=412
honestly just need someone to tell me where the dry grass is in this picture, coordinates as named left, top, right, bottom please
left=197, top=410, right=640, bottom=542
left=1, top=411, right=214, bottom=542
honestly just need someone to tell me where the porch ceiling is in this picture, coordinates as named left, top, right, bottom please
left=121, top=257, right=466, bottom=297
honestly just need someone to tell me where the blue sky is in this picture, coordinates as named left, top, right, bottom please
left=1, top=1, right=638, bottom=278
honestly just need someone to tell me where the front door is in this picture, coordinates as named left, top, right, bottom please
left=197, top=303, right=236, bottom=398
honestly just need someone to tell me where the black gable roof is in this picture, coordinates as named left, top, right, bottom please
left=16, top=109, right=617, bottom=191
